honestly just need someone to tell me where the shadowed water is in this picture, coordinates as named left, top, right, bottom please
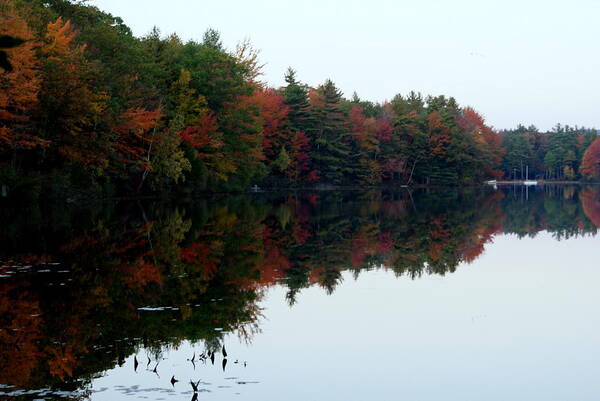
left=1, top=185, right=600, bottom=400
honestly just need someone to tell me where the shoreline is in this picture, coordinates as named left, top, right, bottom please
left=2, top=181, right=599, bottom=207
left=490, top=180, right=598, bottom=185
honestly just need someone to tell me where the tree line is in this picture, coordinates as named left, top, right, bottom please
left=499, top=124, right=600, bottom=181
left=1, top=0, right=600, bottom=200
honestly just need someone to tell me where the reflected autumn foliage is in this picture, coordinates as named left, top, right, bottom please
left=581, top=187, right=600, bottom=227
left=0, top=186, right=599, bottom=395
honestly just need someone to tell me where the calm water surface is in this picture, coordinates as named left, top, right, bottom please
left=1, top=186, right=599, bottom=400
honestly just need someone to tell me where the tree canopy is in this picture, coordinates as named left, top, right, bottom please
left=0, top=0, right=598, bottom=200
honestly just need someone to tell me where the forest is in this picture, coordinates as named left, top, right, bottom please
left=1, top=0, right=600, bottom=200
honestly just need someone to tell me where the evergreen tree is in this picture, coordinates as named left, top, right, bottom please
left=310, top=80, right=353, bottom=184
left=282, top=68, right=315, bottom=135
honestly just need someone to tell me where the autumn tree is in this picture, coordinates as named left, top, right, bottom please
left=111, top=107, right=162, bottom=190
left=581, top=138, right=600, bottom=181
left=0, top=4, right=44, bottom=165
left=38, top=17, right=107, bottom=170
left=457, top=107, right=504, bottom=179
left=287, top=131, right=317, bottom=183
left=253, top=88, right=289, bottom=163
left=349, top=106, right=380, bottom=184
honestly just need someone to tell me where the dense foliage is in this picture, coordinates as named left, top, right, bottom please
left=499, top=124, right=599, bottom=181
left=0, top=0, right=598, bottom=200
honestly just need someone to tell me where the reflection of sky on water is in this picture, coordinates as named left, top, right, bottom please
left=92, top=232, right=600, bottom=401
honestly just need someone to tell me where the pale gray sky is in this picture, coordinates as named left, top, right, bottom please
left=91, top=0, right=600, bottom=131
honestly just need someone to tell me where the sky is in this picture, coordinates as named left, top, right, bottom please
left=90, top=0, right=600, bottom=131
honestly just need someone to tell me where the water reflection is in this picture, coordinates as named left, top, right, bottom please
left=0, top=185, right=599, bottom=399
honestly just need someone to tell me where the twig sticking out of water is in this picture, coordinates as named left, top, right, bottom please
left=190, top=379, right=200, bottom=392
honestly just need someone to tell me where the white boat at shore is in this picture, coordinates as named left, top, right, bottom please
left=523, top=166, right=538, bottom=185
left=486, top=165, right=538, bottom=186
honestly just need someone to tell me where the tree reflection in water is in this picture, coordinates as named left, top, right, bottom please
left=0, top=185, right=598, bottom=397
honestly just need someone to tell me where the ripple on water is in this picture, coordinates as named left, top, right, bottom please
left=137, top=307, right=180, bottom=311
left=0, top=387, right=85, bottom=399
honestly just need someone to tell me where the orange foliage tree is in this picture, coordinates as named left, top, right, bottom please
left=0, top=4, right=44, bottom=159
left=427, top=111, right=451, bottom=157
left=458, top=107, right=504, bottom=178
left=39, top=17, right=107, bottom=169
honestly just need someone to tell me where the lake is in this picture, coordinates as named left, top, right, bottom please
left=1, top=185, right=599, bottom=401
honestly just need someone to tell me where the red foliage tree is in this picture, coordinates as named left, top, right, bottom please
left=252, top=88, right=289, bottom=162
left=287, top=131, right=318, bottom=182
left=581, top=138, right=600, bottom=180
left=179, top=112, right=220, bottom=148
left=376, top=119, right=393, bottom=142
left=112, top=108, right=163, bottom=175
left=350, top=106, right=379, bottom=152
